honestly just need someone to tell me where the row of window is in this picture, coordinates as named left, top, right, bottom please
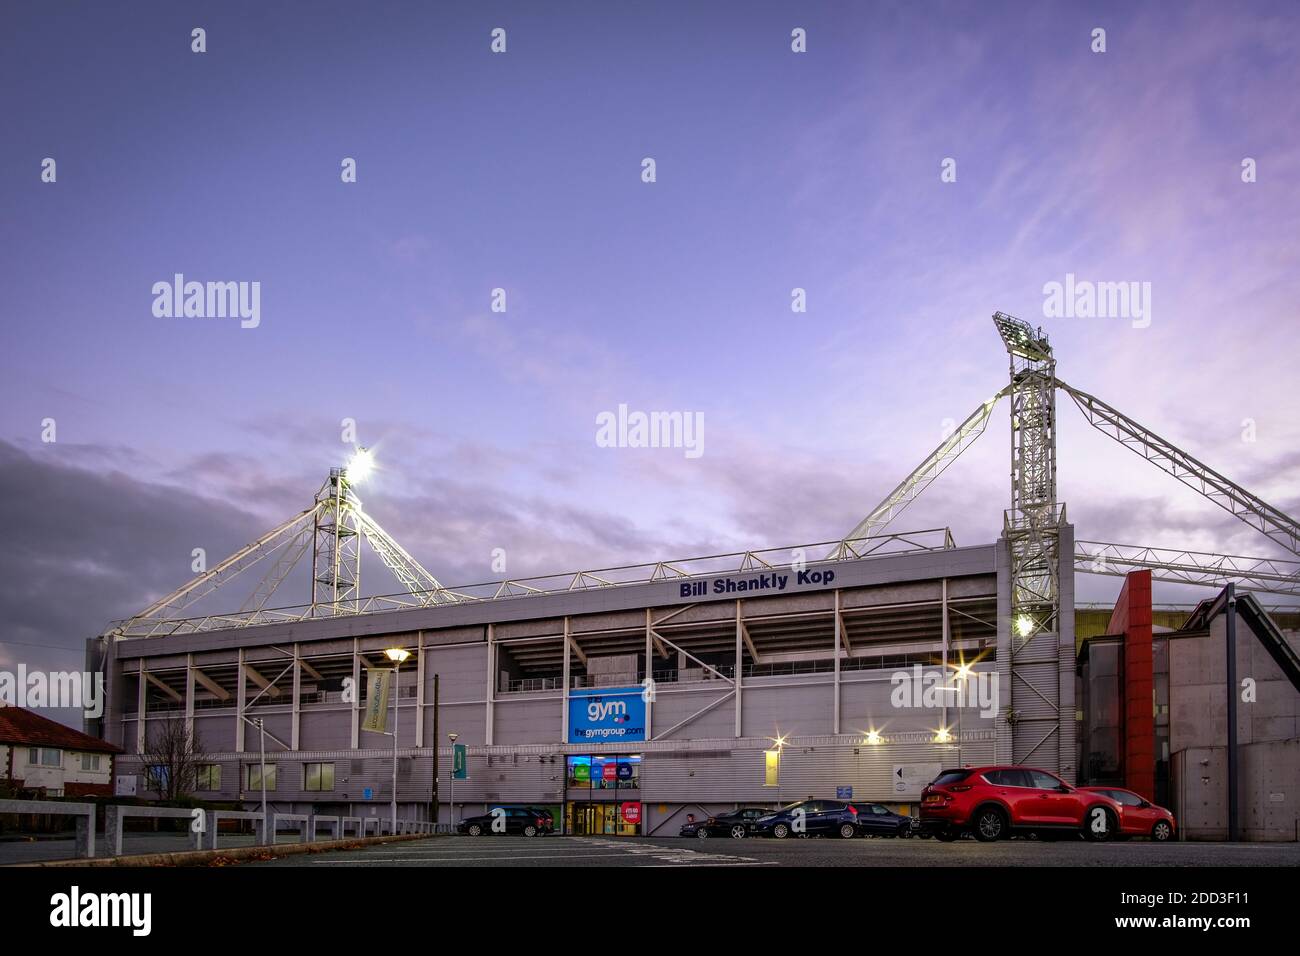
left=26, top=748, right=103, bottom=771
left=566, top=754, right=641, bottom=790
left=172, top=762, right=335, bottom=793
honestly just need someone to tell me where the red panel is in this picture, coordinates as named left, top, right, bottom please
left=1106, top=571, right=1155, bottom=801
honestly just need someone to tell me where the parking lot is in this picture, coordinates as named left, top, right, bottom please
left=245, top=834, right=1300, bottom=868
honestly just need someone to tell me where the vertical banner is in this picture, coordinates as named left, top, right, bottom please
left=361, top=668, right=391, bottom=733
left=764, top=749, right=780, bottom=787
left=452, top=743, right=468, bottom=779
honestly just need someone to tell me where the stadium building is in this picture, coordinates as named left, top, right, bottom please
left=88, top=314, right=1300, bottom=838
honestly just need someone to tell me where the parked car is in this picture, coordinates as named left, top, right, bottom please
left=458, top=806, right=553, bottom=837
left=849, top=802, right=914, bottom=837
left=748, top=800, right=860, bottom=839
left=919, top=766, right=1123, bottom=842
left=679, top=807, right=768, bottom=839
left=1080, top=787, right=1176, bottom=841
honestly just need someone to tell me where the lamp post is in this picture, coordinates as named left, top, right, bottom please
left=448, top=731, right=459, bottom=830
left=254, top=717, right=267, bottom=844
left=385, top=647, right=411, bottom=834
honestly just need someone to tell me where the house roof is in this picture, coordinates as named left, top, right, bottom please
left=0, top=707, right=122, bottom=754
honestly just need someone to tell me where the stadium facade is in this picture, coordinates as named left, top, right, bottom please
left=97, top=527, right=1078, bottom=836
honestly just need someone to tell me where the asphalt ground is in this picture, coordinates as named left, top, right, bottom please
left=243, top=833, right=1300, bottom=867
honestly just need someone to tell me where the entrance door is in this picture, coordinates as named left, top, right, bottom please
left=566, top=802, right=641, bottom=836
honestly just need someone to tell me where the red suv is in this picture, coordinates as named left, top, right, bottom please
left=1080, top=787, right=1176, bottom=841
left=920, top=766, right=1122, bottom=842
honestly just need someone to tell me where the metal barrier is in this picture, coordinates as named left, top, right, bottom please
left=104, top=805, right=203, bottom=857
left=309, top=815, right=341, bottom=841
left=206, top=810, right=266, bottom=850
left=0, top=799, right=97, bottom=858
left=271, top=813, right=310, bottom=844
left=363, top=818, right=380, bottom=836
left=342, top=816, right=364, bottom=837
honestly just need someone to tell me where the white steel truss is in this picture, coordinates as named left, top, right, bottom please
left=829, top=386, right=1010, bottom=558
left=107, top=468, right=463, bottom=639
left=1076, top=540, right=1300, bottom=597
left=1060, top=380, right=1300, bottom=557
left=105, top=528, right=956, bottom=639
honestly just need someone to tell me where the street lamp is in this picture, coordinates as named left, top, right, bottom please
left=448, top=731, right=459, bottom=830
left=385, top=647, right=410, bottom=834
left=253, top=717, right=267, bottom=844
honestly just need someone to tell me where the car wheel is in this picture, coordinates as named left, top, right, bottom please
left=467, top=824, right=483, bottom=837
left=523, top=824, right=538, bottom=837
left=773, top=822, right=791, bottom=839
left=729, top=825, right=747, bottom=839
left=696, top=828, right=710, bottom=839
left=974, top=807, right=1007, bottom=842
left=899, top=825, right=912, bottom=838
left=1152, top=820, right=1173, bottom=842
left=839, top=823, right=856, bottom=839
left=1083, top=806, right=1116, bottom=842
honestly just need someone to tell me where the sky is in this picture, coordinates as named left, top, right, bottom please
left=2, top=1, right=1298, bottom=724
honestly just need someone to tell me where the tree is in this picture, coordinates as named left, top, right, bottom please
left=141, top=718, right=207, bottom=801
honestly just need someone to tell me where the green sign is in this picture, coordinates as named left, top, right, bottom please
left=452, top=743, right=468, bottom=780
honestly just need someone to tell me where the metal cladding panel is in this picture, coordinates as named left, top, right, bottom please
left=839, top=675, right=904, bottom=733
left=494, top=695, right=562, bottom=745
left=1011, top=662, right=1060, bottom=720
left=434, top=702, right=487, bottom=747
left=738, top=680, right=833, bottom=739
left=298, top=709, right=353, bottom=751
left=640, top=737, right=997, bottom=805
left=192, top=713, right=237, bottom=753
left=653, top=686, right=735, bottom=741
left=422, top=643, right=488, bottom=704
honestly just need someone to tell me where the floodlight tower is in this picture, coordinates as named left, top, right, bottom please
left=993, top=313, right=1062, bottom=638
left=311, top=451, right=370, bottom=616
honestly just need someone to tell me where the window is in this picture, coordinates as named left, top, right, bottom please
left=145, top=765, right=170, bottom=791
left=304, top=762, right=335, bottom=792
left=1108, top=790, right=1143, bottom=807
left=1028, top=770, right=1065, bottom=790
left=932, top=770, right=972, bottom=787
left=80, top=753, right=102, bottom=772
left=246, top=763, right=277, bottom=791
left=566, top=756, right=591, bottom=789
left=28, top=747, right=62, bottom=767
left=195, top=764, right=221, bottom=791
left=985, top=769, right=1035, bottom=787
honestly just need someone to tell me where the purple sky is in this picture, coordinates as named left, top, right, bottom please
left=2, top=1, right=1298, bottom=715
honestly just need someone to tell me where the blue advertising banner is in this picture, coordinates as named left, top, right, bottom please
left=568, top=686, right=647, bottom=744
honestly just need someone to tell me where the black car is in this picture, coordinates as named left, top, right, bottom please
left=748, top=800, right=860, bottom=839
left=458, top=806, right=553, bottom=837
left=679, top=807, right=768, bottom=839
left=849, top=802, right=914, bottom=837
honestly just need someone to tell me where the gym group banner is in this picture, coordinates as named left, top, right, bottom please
left=568, top=686, right=646, bottom=743
left=361, top=668, right=392, bottom=733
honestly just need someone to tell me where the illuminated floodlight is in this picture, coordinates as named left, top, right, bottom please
left=934, top=727, right=952, bottom=744
left=346, top=446, right=375, bottom=483
left=954, top=662, right=973, bottom=682
left=864, top=730, right=882, bottom=746
left=385, top=647, right=411, bottom=663
left=1014, top=613, right=1036, bottom=639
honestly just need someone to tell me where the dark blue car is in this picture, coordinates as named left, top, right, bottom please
left=748, top=799, right=860, bottom=839
left=850, top=802, right=915, bottom=837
